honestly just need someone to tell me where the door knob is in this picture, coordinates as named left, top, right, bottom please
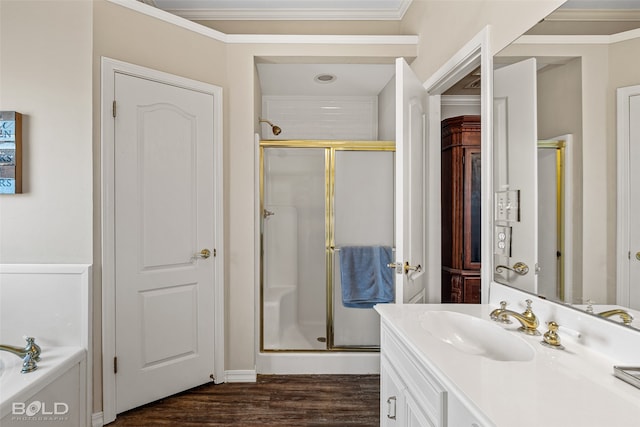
left=636, top=252, right=640, bottom=261
left=195, top=249, right=211, bottom=259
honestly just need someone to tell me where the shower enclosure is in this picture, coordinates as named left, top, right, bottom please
left=260, top=140, right=395, bottom=351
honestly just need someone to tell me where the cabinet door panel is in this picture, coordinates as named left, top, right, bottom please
left=381, top=355, right=406, bottom=426
left=464, top=148, right=482, bottom=270
left=407, top=391, right=438, bottom=427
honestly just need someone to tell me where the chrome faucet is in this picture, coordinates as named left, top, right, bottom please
left=0, top=337, right=41, bottom=373
left=598, top=309, right=634, bottom=326
left=490, top=299, right=541, bottom=336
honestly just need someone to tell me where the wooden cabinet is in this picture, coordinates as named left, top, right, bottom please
left=441, top=115, right=481, bottom=303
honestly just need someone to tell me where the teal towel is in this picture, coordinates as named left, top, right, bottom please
left=339, top=246, right=394, bottom=308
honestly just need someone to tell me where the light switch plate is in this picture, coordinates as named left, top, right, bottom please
left=494, top=190, right=520, bottom=222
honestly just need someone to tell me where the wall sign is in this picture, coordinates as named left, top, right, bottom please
left=0, top=111, right=22, bottom=194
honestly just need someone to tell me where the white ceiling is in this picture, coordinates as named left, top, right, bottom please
left=257, top=63, right=395, bottom=96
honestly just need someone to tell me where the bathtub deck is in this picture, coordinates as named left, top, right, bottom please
left=109, top=374, right=379, bottom=426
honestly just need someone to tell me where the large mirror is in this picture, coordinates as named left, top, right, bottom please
left=492, top=0, right=640, bottom=330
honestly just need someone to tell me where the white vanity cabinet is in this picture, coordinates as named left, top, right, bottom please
left=380, top=322, right=446, bottom=427
left=378, top=302, right=640, bottom=427
left=381, top=356, right=435, bottom=426
left=380, top=321, right=485, bottom=427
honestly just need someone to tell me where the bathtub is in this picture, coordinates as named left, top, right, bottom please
left=0, top=347, right=86, bottom=426
left=0, top=264, right=91, bottom=426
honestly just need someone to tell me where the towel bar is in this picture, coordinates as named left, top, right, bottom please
left=330, top=246, right=395, bottom=252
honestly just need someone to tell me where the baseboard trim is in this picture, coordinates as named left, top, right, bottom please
left=225, top=369, right=257, bottom=383
left=92, top=411, right=104, bottom=427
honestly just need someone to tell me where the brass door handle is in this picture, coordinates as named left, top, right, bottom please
left=495, top=261, right=529, bottom=275
left=404, top=262, right=422, bottom=274
left=636, top=252, right=640, bottom=261
left=195, top=249, right=211, bottom=259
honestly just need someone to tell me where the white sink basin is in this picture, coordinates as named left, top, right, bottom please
left=419, top=310, right=534, bottom=362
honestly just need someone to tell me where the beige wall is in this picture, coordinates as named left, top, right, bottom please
left=0, top=0, right=570, bottom=416
left=0, top=0, right=93, bottom=264
left=536, top=57, right=584, bottom=302
left=198, top=20, right=404, bottom=35
left=401, top=0, right=565, bottom=82
left=609, top=35, right=640, bottom=88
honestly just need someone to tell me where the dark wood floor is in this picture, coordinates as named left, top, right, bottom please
left=108, top=375, right=380, bottom=426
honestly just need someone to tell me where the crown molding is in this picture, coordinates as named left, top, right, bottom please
left=225, top=34, right=418, bottom=44
left=109, top=0, right=228, bottom=41
left=544, top=9, right=640, bottom=22
left=515, top=26, right=640, bottom=45
left=108, top=0, right=418, bottom=45
left=441, top=95, right=481, bottom=107
left=156, top=0, right=412, bottom=21
left=515, top=34, right=612, bottom=44
left=610, top=26, right=640, bottom=43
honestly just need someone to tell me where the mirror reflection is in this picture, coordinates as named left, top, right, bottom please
left=492, top=1, right=640, bottom=330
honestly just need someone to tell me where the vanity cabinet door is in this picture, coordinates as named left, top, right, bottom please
left=381, top=355, right=436, bottom=427
left=448, top=394, right=485, bottom=427
left=381, top=355, right=407, bottom=426
left=406, top=391, right=436, bottom=427
left=381, top=324, right=445, bottom=427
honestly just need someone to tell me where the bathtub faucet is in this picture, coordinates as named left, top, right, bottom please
left=0, top=337, right=41, bottom=373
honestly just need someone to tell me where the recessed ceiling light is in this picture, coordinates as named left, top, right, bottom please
left=314, top=73, right=337, bottom=84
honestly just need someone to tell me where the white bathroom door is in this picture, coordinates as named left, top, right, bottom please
left=493, top=59, right=538, bottom=294
left=619, top=85, right=640, bottom=309
left=114, top=72, right=216, bottom=413
left=537, top=146, right=559, bottom=300
left=629, top=91, right=640, bottom=309
left=394, top=58, right=428, bottom=304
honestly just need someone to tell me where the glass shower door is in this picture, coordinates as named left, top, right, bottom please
left=261, top=147, right=326, bottom=350
left=261, top=142, right=395, bottom=352
left=331, top=150, right=395, bottom=348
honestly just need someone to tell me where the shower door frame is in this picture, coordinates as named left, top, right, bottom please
left=259, top=139, right=395, bottom=352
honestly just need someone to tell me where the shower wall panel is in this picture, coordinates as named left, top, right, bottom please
left=263, top=206, right=298, bottom=290
left=262, top=96, right=378, bottom=140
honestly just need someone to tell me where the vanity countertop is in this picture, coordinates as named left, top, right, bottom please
left=376, top=303, right=640, bottom=427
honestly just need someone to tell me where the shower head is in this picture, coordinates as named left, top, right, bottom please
left=259, top=118, right=282, bottom=136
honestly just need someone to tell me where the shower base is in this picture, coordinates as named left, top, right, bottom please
left=264, top=322, right=326, bottom=351
left=256, top=351, right=380, bottom=375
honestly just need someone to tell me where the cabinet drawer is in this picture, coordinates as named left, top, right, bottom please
left=382, top=325, right=447, bottom=427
